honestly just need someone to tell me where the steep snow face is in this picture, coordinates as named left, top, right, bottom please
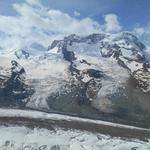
left=49, top=32, right=145, bottom=60
left=0, top=126, right=149, bottom=150
left=48, top=32, right=146, bottom=74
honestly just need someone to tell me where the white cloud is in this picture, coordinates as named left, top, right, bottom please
left=0, top=1, right=102, bottom=53
left=104, top=14, right=122, bottom=33
left=0, top=1, right=124, bottom=55
left=133, top=24, right=150, bottom=46
left=25, top=0, right=42, bottom=6
left=74, top=11, right=80, bottom=17
left=133, top=24, right=150, bottom=37
left=133, top=27, right=145, bottom=36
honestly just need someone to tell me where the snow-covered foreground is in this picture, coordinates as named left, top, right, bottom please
left=0, top=126, right=149, bottom=150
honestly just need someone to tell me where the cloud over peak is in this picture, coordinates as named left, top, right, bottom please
left=104, top=14, right=122, bottom=33
left=0, top=1, right=122, bottom=53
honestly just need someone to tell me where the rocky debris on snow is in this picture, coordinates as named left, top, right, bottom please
left=132, top=68, right=150, bottom=92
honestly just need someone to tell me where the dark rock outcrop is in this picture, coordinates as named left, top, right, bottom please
left=0, top=61, right=34, bottom=107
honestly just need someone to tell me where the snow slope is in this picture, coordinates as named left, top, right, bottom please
left=0, top=126, right=149, bottom=150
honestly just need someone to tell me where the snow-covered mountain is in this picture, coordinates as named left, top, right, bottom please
left=0, top=32, right=150, bottom=127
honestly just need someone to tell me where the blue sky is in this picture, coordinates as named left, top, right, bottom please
left=0, top=0, right=150, bottom=30
left=0, top=0, right=150, bottom=51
